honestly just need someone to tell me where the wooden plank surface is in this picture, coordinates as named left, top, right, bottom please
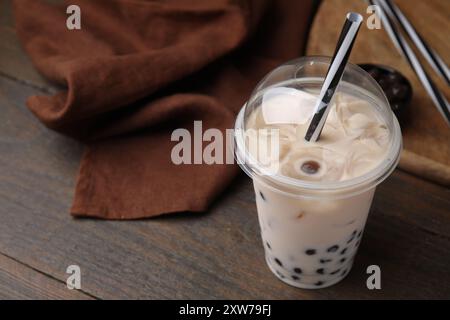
left=0, top=253, right=92, bottom=300
left=0, top=0, right=449, bottom=299
left=307, top=0, right=450, bottom=185
left=1, top=69, right=449, bottom=299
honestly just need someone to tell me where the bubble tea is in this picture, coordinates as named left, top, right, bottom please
left=234, top=57, right=402, bottom=289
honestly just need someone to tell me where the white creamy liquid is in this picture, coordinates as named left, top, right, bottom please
left=246, top=88, right=390, bottom=182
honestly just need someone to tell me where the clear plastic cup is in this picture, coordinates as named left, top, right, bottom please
left=234, top=56, right=402, bottom=289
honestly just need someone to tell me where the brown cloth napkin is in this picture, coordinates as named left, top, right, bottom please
left=13, top=0, right=313, bottom=219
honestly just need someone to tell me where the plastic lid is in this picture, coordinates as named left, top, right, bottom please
left=234, top=56, right=402, bottom=199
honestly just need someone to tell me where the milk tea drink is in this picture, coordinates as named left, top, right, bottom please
left=234, top=57, right=402, bottom=289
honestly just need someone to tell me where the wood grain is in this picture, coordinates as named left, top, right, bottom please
left=307, top=0, right=450, bottom=185
left=1, top=72, right=450, bottom=299
left=0, top=0, right=449, bottom=299
left=0, top=254, right=92, bottom=300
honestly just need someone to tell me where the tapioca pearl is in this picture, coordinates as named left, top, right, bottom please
left=316, top=268, right=325, bottom=275
left=340, top=248, right=348, bottom=255
left=291, top=275, right=300, bottom=281
left=320, top=258, right=332, bottom=264
left=327, top=245, right=339, bottom=253
left=259, top=191, right=266, bottom=201
left=339, top=257, right=347, bottom=264
left=301, top=160, right=320, bottom=174
left=347, top=230, right=357, bottom=243
left=274, top=258, right=283, bottom=267
left=314, top=281, right=324, bottom=286
left=293, top=267, right=302, bottom=274
left=330, top=269, right=341, bottom=275
left=305, top=249, right=316, bottom=255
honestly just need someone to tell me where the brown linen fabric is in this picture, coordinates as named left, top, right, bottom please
left=13, top=0, right=314, bottom=219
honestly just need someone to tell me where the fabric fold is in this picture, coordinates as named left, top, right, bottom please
left=13, top=0, right=313, bottom=219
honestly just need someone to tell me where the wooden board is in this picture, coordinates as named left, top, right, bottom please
left=0, top=254, right=92, bottom=300
left=307, top=0, right=450, bottom=186
left=0, top=0, right=450, bottom=299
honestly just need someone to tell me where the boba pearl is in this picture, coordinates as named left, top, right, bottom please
left=358, top=63, right=412, bottom=119
left=300, top=160, right=320, bottom=174
left=347, top=230, right=357, bottom=243
left=368, top=68, right=381, bottom=80
left=267, top=227, right=360, bottom=287
left=259, top=191, right=266, bottom=201
left=327, top=245, right=339, bottom=252
left=330, top=269, right=341, bottom=275
left=274, top=258, right=283, bottom=267
left=320, top=258, right=333, bottom=264
left=319, top=259, right=333, bottom=264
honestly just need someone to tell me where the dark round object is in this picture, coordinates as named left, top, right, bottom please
left=274, top=258, right=283, bottom=267
left=259, top=191, right=266, bottom=201
left=327, top=245, right=339, bottom=253
left=320, top=258, right=332, bottom=264
left=330, top=269, right=341, bottom=275
left=358, top=63, right=412, bottom=122
left=301, top=160, right=320, bottom=174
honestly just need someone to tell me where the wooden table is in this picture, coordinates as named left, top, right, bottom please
left=0, top=0, right=449, bottom=299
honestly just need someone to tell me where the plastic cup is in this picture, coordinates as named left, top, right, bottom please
left=234, top=56, right=402, bottom=289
